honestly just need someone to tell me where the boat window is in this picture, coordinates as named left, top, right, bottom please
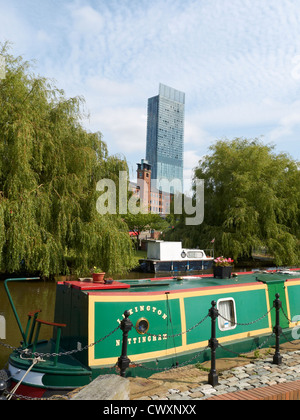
left=217, top=298, right=237, bottom=331
left=186, top=251, right=204, bottom=258
left=136, top=318, right=150, bottom=335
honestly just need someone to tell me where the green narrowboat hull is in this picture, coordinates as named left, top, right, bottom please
left=6, top=270, right=300, bottom=397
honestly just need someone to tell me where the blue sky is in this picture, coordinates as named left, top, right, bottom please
left=1, top=0, right=300, bottom=193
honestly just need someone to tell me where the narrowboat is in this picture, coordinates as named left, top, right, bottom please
left=4, top=268, right=300, bottom=398
left=139, top=240, right=214, bottom=272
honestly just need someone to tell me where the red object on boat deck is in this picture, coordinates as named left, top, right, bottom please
left=62, top=280, right=131, bottom=290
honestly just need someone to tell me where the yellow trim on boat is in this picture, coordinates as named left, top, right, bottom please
left=88, top=283, right=272, bottom=367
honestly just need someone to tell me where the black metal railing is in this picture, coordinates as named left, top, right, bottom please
left=116, top=293, right=293, bottom=386
left=1, top=291, right=298, bottom=400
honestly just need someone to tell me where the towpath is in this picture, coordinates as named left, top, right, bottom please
left=129, top=340, right=300, bottom=400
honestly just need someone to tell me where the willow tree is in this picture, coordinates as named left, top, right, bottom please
left=167, top=138, right=300, bottom=266
left=0, top=44, right=135, bottom=276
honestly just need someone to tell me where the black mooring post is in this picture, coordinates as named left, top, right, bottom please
left=117, top=310, right=133, bottom=377
left=208, top=300, right=219, bottom=387
left=273, top=293, right=283, bottom=365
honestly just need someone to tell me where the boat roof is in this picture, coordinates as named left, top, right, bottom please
left=61, top=269, right=300, bottom=295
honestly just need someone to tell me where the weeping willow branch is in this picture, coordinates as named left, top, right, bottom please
left=0, top=44, right=135, bottom=277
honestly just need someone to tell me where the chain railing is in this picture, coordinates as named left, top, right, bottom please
left=2, top=291, right=299, bottom=400
left=218, top=306, right=273, bottom=327
left=279, top=305, right=300, bottom=346
left=0, top=324, right=121, bottom=400
left=117, top=299, right=278, bottom=387
left=132, top=345, right=210, bottom=373
left=133, top=313, right=210, bottom=339
left=218, top=332, right=275, bottom=357
left=0, top=324, right=121, bottom=359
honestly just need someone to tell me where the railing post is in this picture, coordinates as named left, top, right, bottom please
left=208, top=300, right=219, bottom=387
left=273, top=293, right=283, bottom=365
left=117, top=310, right=133, bottom=377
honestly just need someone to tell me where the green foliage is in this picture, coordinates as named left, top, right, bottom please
left=166, top=137, right=300, bottom=266
left=0, top=44, right=135, bottom=276
left=123, top=212, right=168, bottom=233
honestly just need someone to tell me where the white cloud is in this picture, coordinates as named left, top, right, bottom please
left=0, top=2, right=33, bottom=50
left=69, top=5, right=104, bottom=33
left=268, top=102, right=300, bottom=144
left=183, top=149, right=202, bottom=193
left=1, top=0, right=300, bottom=183
left=88, top=107, right=147, bottom=154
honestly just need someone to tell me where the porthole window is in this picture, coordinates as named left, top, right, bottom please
left=217, top=298, right=237, bottom=331
left=136, top=318, right=150, bottom=335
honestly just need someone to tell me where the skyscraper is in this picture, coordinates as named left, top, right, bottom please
left=146, top=83, right=185, bottom=193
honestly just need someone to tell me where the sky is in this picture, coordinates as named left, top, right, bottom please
left=1, top=0, right=300, bottom=193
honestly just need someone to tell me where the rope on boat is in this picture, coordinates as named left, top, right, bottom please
left=7, top=357, right=42, bottom=400
left=0, top=324, right=121, bottom=358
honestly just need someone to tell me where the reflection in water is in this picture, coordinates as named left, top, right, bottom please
left=0, top=279, right=56, bottom=369
left=0, top=314, right=5, bottom=340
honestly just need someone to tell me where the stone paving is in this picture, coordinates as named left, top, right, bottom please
left=130, top=341, right=300, bottom=400
left=190, top=351, right=300, bottom=400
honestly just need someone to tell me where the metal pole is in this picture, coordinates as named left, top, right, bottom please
left=4, top=278, right=39, bottom=346
left=273, top=293, right=283, bottom=365
left=208, top=300, right=219, bottom=387
left=117, top=310, right=133, bottom=377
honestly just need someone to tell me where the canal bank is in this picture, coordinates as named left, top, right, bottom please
left=127, top=340, right=300, bottom=400
left=3, top=337, right=300, bottom=400
left=58, top=340, right=300, bottom=400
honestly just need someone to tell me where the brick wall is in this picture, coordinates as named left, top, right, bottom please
left=206, top=380, right=300, bottom=400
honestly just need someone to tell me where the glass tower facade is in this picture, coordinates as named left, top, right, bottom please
left=146, top=83, right=185, bottom=193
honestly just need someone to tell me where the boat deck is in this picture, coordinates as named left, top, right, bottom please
left=62, top=269, right=300, bottom=295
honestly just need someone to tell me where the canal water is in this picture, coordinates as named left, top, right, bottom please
left=0, top=278, right=57, bottom=369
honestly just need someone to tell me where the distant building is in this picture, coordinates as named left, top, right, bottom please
left=130, top=159, right=173, bottom=217
left=137, top=159, right=151, bottom=212
left=146, top=83, right=185, bottom=193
